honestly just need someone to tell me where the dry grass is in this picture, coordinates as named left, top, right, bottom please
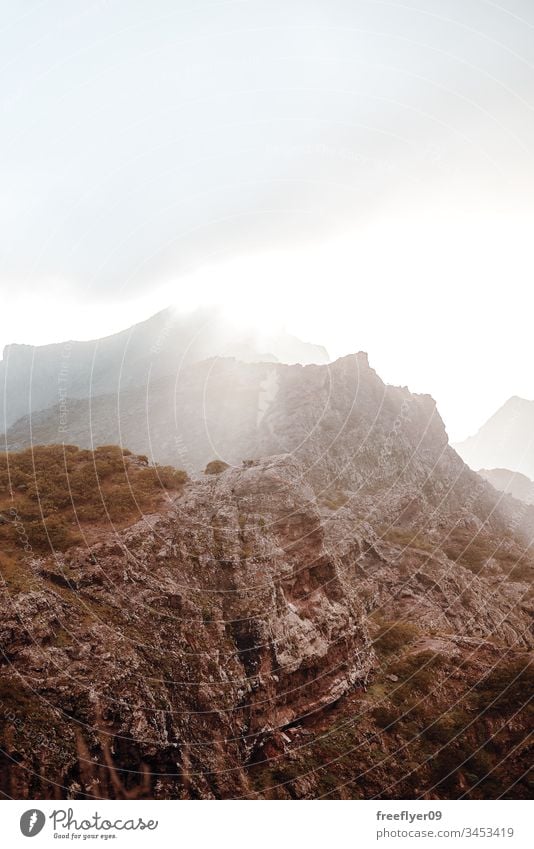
left=0, top=444, right=187, bottom=554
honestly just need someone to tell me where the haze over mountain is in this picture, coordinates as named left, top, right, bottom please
left=5, top=347, right=534, bottom=547
left=0, top=305, right=328, bottom=433
left=454, top=397, right=534, bottom=481
left=478, top=468, right=534, bottom=507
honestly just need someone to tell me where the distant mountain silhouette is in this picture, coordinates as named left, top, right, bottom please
left=454, top=396, right=534, bottom=480
left=478, top=467, right=534, bottom=505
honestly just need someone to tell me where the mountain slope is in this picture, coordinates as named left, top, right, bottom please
left=478, top=468, right=534, bottom=506
left=0, top=445, right=531, bottom=800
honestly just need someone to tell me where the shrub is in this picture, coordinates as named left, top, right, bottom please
left=373, top=620, right=420, bottom=655
left=204, top=460, right=230, bottom=475
left=423, top=710, right=470, bottom=744
left=372, top=705, right=402, bottom=729
left=390, top=651, right=446, bottom=694
left=140, top=466, right=188, bottom=490
left=383, top=527, right=435, bottom=552
left=25, top=516, right=80, bottom=551
left=475, top=658, right=533, bottom=713
left=442, top=529, right=533, bottom=576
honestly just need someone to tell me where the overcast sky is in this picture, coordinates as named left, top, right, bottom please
left=1, top=0, right=534, bottom=440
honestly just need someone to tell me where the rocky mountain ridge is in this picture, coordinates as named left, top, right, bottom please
left=6, top=352, right=534, bottom=545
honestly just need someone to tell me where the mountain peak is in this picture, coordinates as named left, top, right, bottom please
left=454, top=395, right=534, bottom=479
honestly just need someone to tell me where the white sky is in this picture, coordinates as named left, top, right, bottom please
left=1, top=0, right=534, bottom=441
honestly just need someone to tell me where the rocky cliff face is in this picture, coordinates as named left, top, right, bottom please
left=0, top=455, right=373, bottom=799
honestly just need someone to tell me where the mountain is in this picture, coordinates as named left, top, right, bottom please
left=0, top=305, right=329, bottom=433
left=479, top=468, right=534, bottom=505
left=6, top=351, right=534, bottom=538
left=1, top=358, right=532, bottom=799
left=454, top=396, right=534, bottom=479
